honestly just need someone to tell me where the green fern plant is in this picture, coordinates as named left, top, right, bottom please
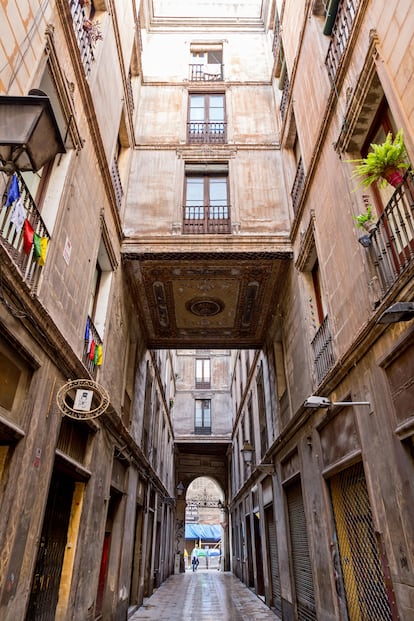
left=353, top=205, right=376, bottom=229
left=348, top=130, right=410, bottom=189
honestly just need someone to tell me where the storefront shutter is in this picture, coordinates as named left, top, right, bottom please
left=286, top=480, right=317, bottom=621
left=265, top=505, right=282, bottom=615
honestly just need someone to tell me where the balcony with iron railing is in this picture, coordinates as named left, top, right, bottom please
left=272, top=16, right=281, bottom=60
left=194, top=426, right=212, bottom=435
left=280, top=70, right=290, bottom=122
left=83, top=315, right=103, bottom=377
left=0, top=172, right=50, bottom=291
left=363, top=173, right=414, bottom=297
left=187, top=122, right=226, bottom=144
left=195, top=380, right=211, bottom=389
left=325, top=0, right=359, bottom=84
left=311, top=315, right=335, bottom=384
left=68, top=0, right=96, bottom=76
left=126, top=70, right=134, bottom=111
left=189, top=64, right=224, bottom=81
left=183, top=205, right=231, bottom=235
left=291, top=157, right=305, bottom=215
left=111, top=157, right=124, bottom=211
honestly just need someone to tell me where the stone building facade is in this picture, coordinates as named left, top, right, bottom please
left=0, top=1, right=414, bottom=620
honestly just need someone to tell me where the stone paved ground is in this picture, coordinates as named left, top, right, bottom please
left=129, top=569, right=281, bottom=620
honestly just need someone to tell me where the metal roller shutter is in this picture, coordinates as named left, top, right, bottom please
left=330, top=462, right=396, bottom=620
left=286, top=480, right=317, bottom=621
left=265, top=505, right=282, bottom=615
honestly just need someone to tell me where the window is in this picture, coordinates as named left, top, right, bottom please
left=183, top=163, right=230, bottom=234
left=325, top=0, right=359, bottom=82
left=291, top=132, right=305, bottom=215
left=111, top=112, right=130, bottom=212
left=360, top=102, right=399, bottom=213
left=189, top=43, right=223, bottom=81
left=0, top=337, right=32, bottom=427
left=188, top=94, right=226, bottom=144
left=195, top=399, right=211, bottom=435
left=296, top=221, right=335, bottom=384
left=195, top=359, right=211, bottom=388
left=83, top=227, right=116, bottom=373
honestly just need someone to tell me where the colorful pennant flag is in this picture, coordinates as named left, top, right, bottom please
left=23, top=219, right=34, bottom=254
left=33, top=233, right=49, bottom=266
left=10, top=197, right=26, bottom=232
left=5, top=174, right=20, bottom=207
left=94, top=344, right=99, bottom=365
left=85, top=317, right=90, bottom=341
left=38, top=237, right=48, bottom=266
left=89, top=340, right=96, bottom=360
left=96, top=344, right=103, bottom=366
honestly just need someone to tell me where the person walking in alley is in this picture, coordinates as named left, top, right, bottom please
left=191, top=545, right=200, bottom=571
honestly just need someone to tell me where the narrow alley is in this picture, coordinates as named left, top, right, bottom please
left=129, top=570, right=280, bottom=621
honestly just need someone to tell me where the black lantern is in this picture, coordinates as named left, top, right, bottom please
left=0, top=91, right=66, bottom=174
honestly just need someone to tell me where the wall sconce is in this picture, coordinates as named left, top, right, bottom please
left=303, top=395, right=370, bottom=408
left=358, top=234, right=372, bottom=247
left=241, top=440, right=254, bottom=466
left=0, top=91, right=66, bottom=174
left=176, top=481, right=185, bottom=496
left=377, top=301, right=414, bottom=324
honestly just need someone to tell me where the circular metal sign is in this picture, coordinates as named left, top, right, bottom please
left=56, top=379, right=110, bottom=420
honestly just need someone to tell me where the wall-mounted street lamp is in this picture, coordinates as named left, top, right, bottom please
left=176, top=481, right=185, bottom=496
left=0, top=91, right=66, bottom=174
left=377, top=301, right=414, bottom=324
left=241, top=440, right=254, bottom=467
left=303, top=396, right=370, bottom=408
left=241, top=440, right=274, bottom=474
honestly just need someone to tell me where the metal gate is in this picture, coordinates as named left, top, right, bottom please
left=329, top=462, right=397, bottom=621
left=286, top=479, right=317, bottom=621
left=26, top=470, right=74, bottom=620
left=265, top=505, right=282, bottom=615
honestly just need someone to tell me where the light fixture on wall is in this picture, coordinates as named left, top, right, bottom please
left=241, top=440, right=274, bottom=474
left=0, top=91, right=66, bottom=174
left=176, top=481, right=185, bottom=496
left=377, top=301, right=414, bottom=324
left=358, top=234, right=372, bottom=247
left=241, top=440, right=254, bottom=466
left=303, top=396, right=370, bottom=408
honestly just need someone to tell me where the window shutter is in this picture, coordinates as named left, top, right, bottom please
left=323, top=0, right=340, bottom=36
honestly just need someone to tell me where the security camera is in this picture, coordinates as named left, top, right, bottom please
left=303, top=396, right=332, bottom=408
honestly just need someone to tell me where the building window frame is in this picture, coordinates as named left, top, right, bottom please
left=194, top=399, right=211, bottom=435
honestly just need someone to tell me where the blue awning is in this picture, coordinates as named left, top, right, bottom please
left=185, top=524, right=221, bottom=541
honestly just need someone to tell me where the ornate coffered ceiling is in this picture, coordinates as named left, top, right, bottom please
left=123, top=250, right=291, bottom=349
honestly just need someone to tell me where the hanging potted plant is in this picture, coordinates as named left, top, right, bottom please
left=348, top=130, right=410, bottom=189
left=83, top=18, right=103, bottom=44
left=353, top=205, right=377, bottom=233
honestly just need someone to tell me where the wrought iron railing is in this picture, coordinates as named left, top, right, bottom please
left=194, top=426, right=211, bottom=435
left=68, top=0, right=96, bottom=76
left=83, top=315, right=103, bottom=377
left=280, top=70, right=290, bottom=121
left=0, top=172, right=50, bottom=291
left=126, top=70, right=134, bottom=111
left=111, top=157, right=123, bottom=211
left=183, top=205, right=231, bottom=234
left=195, top=380, right=211, bottom=389
left=189, top=64, right=224, bottom=81
left=325, top=0, right=359, bottom=83
left=272, top=15, right=281, bottom=60
left=187, top=122, right=226, bottom=144
left=365, top=173, right=414, bottom=296
left=291, top=157, right=305, bottom=215
left=311, top=315, right=335, bottom=384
